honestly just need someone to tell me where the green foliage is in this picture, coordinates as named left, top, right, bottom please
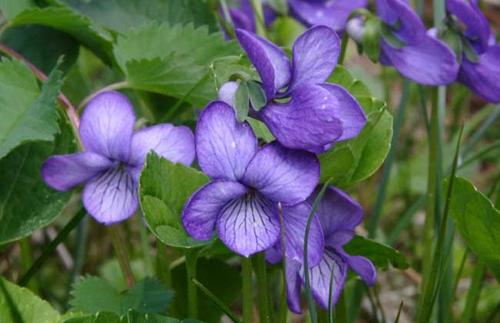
left=59, top=0, right=218, bottom=34
left=362, top=15, right=382, bottom=62
left=113, top=23, right=241, bottom=107
left=0, top=62, right=76, bottom=244
left=70, top=276, right=174, bottom=316
left=62, top=311, right=181, bottom=323
left=0, top=60, right=63, bottom=159
left=171, top=258, right=242, bottom=322
left=0, top=0, right=33, bottom=19
left=0, top=276, right=60, bottom=323
left=444, top=176, right=500, bottom=280
left=320, top=66, right=393, bottom=187
left=344, top=235, right=409, bottom=270
left=139, top=153, right=209, bottom=248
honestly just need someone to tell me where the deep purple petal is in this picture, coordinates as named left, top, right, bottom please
left=289, top=0, right=367, bottom=31
left=41, top=152, right=113, bottom=191
left=218, top=81, right=239, bottom=107
left=287, top=26, right=340, bottom=92
left=235, top=29, right=291, bottom=99
left=459, top=45, right=500, bottom=103
left=82, top=167, right=138, bottom=224
left=265, top=243, right=283, bottom=264
left=376, top=0, right=425, bottom=44
left=79, top=91, right=136, bottom=161
left=381, top=34, right=459, bottom=85
left=230, top=7, right=255, bottom=33
left=283, top=202, right=324, bottom=267
left=320, top=83, right=366, bottom=141
left=300, top=249, right=348, bottom=310
left=447, top=0, right=490, bottom=53
left=285, top=259, right=303, bottom=314
left=129, top=124, right=195, bottom=168
left=345, top=254, right=377, bottom=285
left=182, top=181, right=248, bottom=241
left=243, top=142, right=320, bottom=205
left=311, top=187, right=363, bottom=247
left=196, top=101, right=258, bottom=181
left=216, top=193, right=280, bottom=257
left=260, top=84, right=344, bottom=152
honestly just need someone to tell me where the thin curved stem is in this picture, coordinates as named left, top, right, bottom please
left=77, top=81, right=129, bottom=111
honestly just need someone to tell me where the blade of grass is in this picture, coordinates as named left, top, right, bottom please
left=462, top=262, right=486, bottom=323
left=192, top=278, right=242, bottom=323
left=394, top=300, right=404, bottom=323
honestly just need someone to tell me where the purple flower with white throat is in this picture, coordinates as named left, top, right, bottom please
left=41, top=91, right=195, bottom=225
left=182, top=101, right=322, bottom=258
left=220, top=26, right=366, bottom=153
left=289, top=0, right=368, bottom=32
left=445, top=0, right=500, bottom=102
left=267, top=186, right=376, bottom=312
left=347, top=0, right=459, bottom=85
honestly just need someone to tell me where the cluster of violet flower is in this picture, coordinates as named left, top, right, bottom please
left=229, top=0, right=500, bottom=102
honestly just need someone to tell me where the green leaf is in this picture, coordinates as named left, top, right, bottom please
left=0, top=59, right=63, bottom=159
left=1, top=25, right=79, bottom=74
left=234, top=81, right=249, bottom=122
left=320, top=66, right=392, bottom=187
left=59, top=0, right=218, bottom=34
left=70, top=276, right=174, bottom=316
left=8, top=6, right=113, bottom=64
left=0, top=276, right=60, bottom=323
left=0, top=104, right=76, bottom=245
left=139, top=153, right=209, bottom=248
left=344, top=235, right=409, bottom=270
left=114, top=23, right=240, bottom=106
left=62, top=311, right=181, bottom=323
left=444, top=176, right=500, bottom=280
left=247, top=80, right=267, bottom=111
left=0, top=0, right=32, bottom=19
left=171, top=258, right=242, bottom=322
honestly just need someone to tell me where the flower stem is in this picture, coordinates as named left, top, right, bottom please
left=155, top=242, right=172, bottom=288
left=185, top=249, right=199, bottom=319
left=369, top=78, right=410, bottom=238
left=338, top=33, right=349, bottom=66
left=250, top=0, right=267, bottom=37
left=18, top=208, right=86, bottom=286
left=253, top=253, right=271, bottom=323
left=241, top=257, right=253, bottom=323
left=109, top=225, right=135, bottom=289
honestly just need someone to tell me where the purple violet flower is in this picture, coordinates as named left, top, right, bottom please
left=226, top=0, right=277, bottom=33
left=446, top=0, right=500, bottom=102
left=182, top=101, right=324, bottom=260
left=347, top=0, right=459, bottom=85
left=41, top=91, right=195, bottom=224
left=289, top=0, right=368, bottom=32
left=266, top=186, right=376, bottom=312
left=220, top=26, right=366, bottom=153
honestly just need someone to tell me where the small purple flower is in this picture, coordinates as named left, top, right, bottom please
left=348, top=0, right=459, bottom=85
left=446, top=0, right=500, bottom=102
left=289, top=0, right=368, bottom=32
left=42, top=91, right=195, bottom=224
left=182, top=101, right=322, bottom=258
left=220, top=26, right=366, bottom=153
left=226, top=0, right=277, bottom=33
left=267, top=186, right=376, bottom=312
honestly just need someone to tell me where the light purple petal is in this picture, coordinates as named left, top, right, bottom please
left=289, top=0, right=367, bottom=31
left=79, top=91, right=136, bottom=161
left=218, top=81, right=239, bottom=107
left=320, top=83, right=366, bottom=141
left=283, top=202, right=324, bottom=267
left=129, top=124, right=195, bottom=168
left=196, top=101, right=258, bottom=181
left=311, top=187, right=363, bottom=247
left=345, top=254, right=377, bottom=285
left=287, top=26, right=340, bottom=92
left=260, top=83, right=344, bottom=152
left=82, top=167, right=138, bottom=224
left=459, top=45, right=500, bottom=103
left=230, top=2, right=255, bottom=33
left=447, top=0, right=490, bottom=53
left=285, top=259, right=303, bottom=314
left=235, top=29, right=291, bottom=99
left=41, top=152, right=113, bottom=191
left=242, top=142, right=319, bottom=205
left=216, top=193, right=280, bottom=257
left=376, top=0, right=425, bottom=44
left=300, top=249, right=348, bottom=310
left=182, top=181, right=248, bottom=241
left=381, top=34, right=459, bottom=85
